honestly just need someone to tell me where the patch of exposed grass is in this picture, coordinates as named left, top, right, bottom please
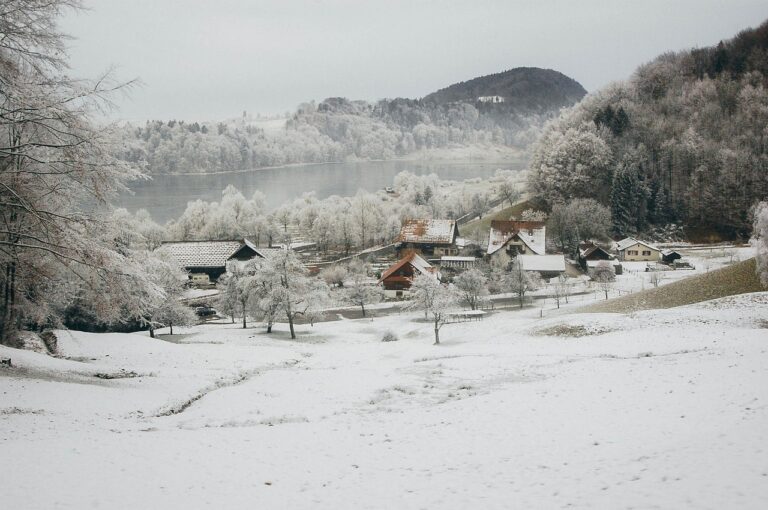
left=462, top=199, right=542, bottom=238
left=580, top=258, right=766, bottom=314
left=535, top=324, right=614, bottom=338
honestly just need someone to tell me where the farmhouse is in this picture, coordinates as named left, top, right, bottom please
left=396, top=219, right=459, bottom=258
left=486, top=220, right=546, bottom=267
left=477, top=95, right=505, bottom=103
left=158, top=239, right=277, bottom=286
left=616, top=238, right=660, bottom=262
left=378, top=252, right=439, bottom=299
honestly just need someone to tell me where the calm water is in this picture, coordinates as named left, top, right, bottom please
left=116, top=159, right=526, bottom=224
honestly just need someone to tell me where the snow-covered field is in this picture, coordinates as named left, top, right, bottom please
left=2, top=291, right=767, bottom=509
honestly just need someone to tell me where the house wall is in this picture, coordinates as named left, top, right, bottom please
left=620, top=243, right=660, bottom=262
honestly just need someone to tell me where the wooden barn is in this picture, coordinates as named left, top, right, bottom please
left=378, top=252, right=439, bottom=299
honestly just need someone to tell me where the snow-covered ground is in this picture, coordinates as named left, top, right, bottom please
left=1, top=291, right=767, bottom=509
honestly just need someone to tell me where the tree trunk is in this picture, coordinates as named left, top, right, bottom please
left=519, top=293, right=524, bottom=308
left=288, top=314, right=296, bottom=339
left=242, top=313, right=247, bottom=329
left=231, top=315, right=235, bottom=324
left=149, top=326, right=155, bottom=338
left=433, top=324, right=440, bottom=345
left=169, top=322, right=173, bottom=335
left=360, top=303, right=366, bottom=318
left=604, top=289, right=609, bottom=300
left=267, top=323, right=272, bottom=333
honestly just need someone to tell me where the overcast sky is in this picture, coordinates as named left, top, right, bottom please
left=60, top=0, right=768, bottom=122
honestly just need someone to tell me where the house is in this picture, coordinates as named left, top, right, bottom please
left=378, top=252, right=439, bottom=299
left=158, top=238, right=275, bottom=286
left=616, top=238, right=660, bottom=262
left=478, top=95, right=505, bottom=103
left=486, top=220, right=546, bottom=267
left=661, top=249, right=682, bottom=265
left=396, top=219, right=459, bottom=258
left=226, top=239, right=283, bottom=273
left=578, top=242, right=622, bottom=275
left=517, top=254, right=566, bottom=280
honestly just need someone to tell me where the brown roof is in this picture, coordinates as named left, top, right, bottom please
left=397, top=219, right=456, bottom=245
left=378, top=252, right=436, bottom=283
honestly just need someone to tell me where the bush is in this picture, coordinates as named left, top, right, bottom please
left=381, top=330, right=399, bottom=342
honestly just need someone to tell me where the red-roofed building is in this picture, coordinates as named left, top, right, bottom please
left=378, top=252, right=439, bottom=299
left=396, top=219, right=459, bottom=258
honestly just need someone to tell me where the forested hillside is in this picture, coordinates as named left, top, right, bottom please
left=115, top=67, right=586, bottom=175
left=529, top=20, right=768, bottom=238
left=423, top=67, right=587, bottom=113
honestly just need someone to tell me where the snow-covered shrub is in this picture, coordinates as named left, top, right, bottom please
left=381, top=330, right=399, bottom=342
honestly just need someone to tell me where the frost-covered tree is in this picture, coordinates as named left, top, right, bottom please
left=453, top=268, right=488, bottom=310
left=408, top=274, right=457, bottom=345
left=142, top=254, right=195, bottom=337
left=215, top=273, right=239, bottom=324
left=320, top=265, right=347, bottom=288
left=552, top=275, right=572, bottom=308
left=504, top=259, right=541, bottom=308
left=547, top=199, right=611, bottom=256
left=752, top=201, right=768, bottom=287
left=253, top=249, right=330, bottom=339
left=344, top=261, right=383, bottom=318
left=590, top=260, right=616, bottom=300
left=0, top=0, right=144, bottom=342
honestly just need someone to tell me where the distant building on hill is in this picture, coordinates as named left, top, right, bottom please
left=477, top=95, right=505, bottom=103
left=396, top=219, right=459, bottom=258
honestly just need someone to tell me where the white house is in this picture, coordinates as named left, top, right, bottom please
left=616, top=238, right=660, bottom=262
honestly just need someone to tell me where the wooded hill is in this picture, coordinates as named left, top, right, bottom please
left=529, top=20, right=768, bottom=238
left=423, top=67, right=587, bottom=114
left=115, top=67, right=586, bottom=175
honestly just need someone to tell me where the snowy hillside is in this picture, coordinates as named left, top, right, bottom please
left=2, top=292, right=767, bottom=509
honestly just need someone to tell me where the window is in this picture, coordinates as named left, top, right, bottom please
left=642, top=250, right=651, bottom=256
left=628, top=250, right=638, bottom=256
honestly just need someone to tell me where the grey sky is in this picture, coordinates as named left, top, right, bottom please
left=61, top=0, right=768, bottom=122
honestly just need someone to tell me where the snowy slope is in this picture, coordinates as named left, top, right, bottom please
left=1, top=293, right=767, bottom=509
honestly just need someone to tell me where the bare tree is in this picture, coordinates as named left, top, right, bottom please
left=590, top=261, right=616, bottom=300
left=504, top=259, right=541, bottom=308
left=1, top=1, right=143, bottom=342
left=552, top=275, right=572, bottom=308
left=648, top=270, right=664, bottom=288
left=344, top=261, right=382, bottom=318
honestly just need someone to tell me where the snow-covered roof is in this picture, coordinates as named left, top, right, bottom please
left=158, top=240, right=243, bottom=268
left=398, top=219, right=456, bottom=245
left=487, top=220, right=546, bottom=255
left=440, top=256, right=475, bottom=262
left=378, top=253, right=437, bottom=283
left=518, top=254, right=566, bottom=272
left=616, top=238, right=659, bottom=252
left=586, top=260, right=622, bottom=268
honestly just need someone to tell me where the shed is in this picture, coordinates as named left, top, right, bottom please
left=378, top=253, right=439, bottom=299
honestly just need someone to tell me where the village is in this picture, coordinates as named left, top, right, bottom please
left=155, top=203, right=722, bottom=331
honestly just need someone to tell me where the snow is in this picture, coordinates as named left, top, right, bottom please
left=398, top=219, right=456, bottom=245
left=518, top=254, right=566, bottom=272
left=1, top=289, right=767, bottom=508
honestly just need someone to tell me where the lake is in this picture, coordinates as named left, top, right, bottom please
left=116, top=159, right=526, bottom=224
